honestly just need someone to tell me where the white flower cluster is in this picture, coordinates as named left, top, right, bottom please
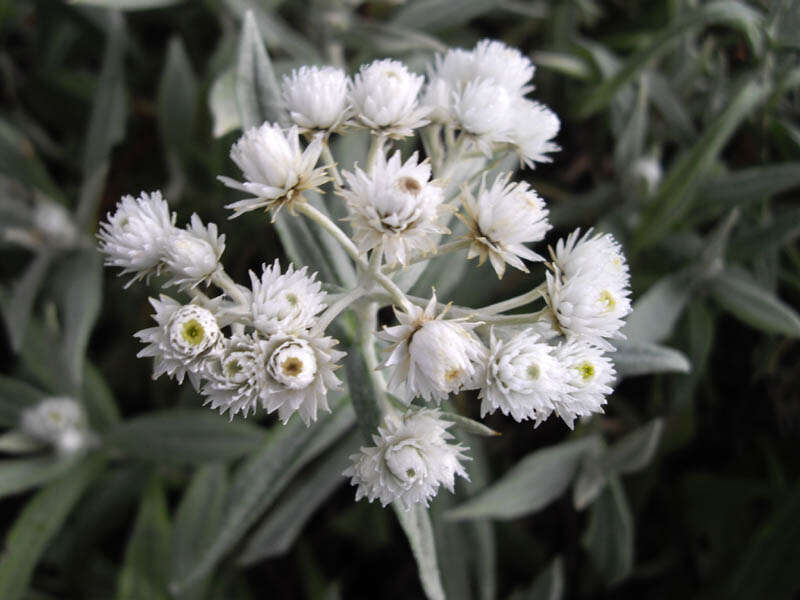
left=20, top=397, right=90, bottom=455
left=99, top=38, right=632, bottom=512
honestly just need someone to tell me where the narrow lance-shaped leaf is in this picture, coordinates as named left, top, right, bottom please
left=158, top=36, right=197, bottom=153
left=395, top=504, right=446, bottom=600
left=0, top=375, right=44, bottom=427
left=0, top=455, right=81, bottom=501
left=509, top=556, right=565, bottom=600
left=209, top=67, right=241, bottom=138
left=612, top=340, right=691, bottom=378
left=601, top=418, right=665, bottom=475
left=1, top=252, right=51, bottom=353
left=581, top=476, right=634, bottom=586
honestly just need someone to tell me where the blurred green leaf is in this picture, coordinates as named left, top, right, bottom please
left=0, top=456, right=80, bottom=500
left=446, top=436, right=598, bottom=520
left=0, top=431, right=43, bottom=454
left=1, top=253, right=51, bottom=353
left=614, top=76, right=648, bottom=169
left=623, top=271, right=694, bottom=344
left=572, top=457, right=607, bottom=511
left=582, top=476, right=633, bottom=586
left=509, top=556, right=565, bottom=600
left=0, top=454, right=104, bottom=600
left=710, top=268, right=800, bottom=337
left=239, top=432, right=360, bottom=565
left=172, top=398, right=355, bottom=593
left=344, top=347, right=382, bottom=442
left=612, top=340, right=691, bottom=377
left=171, top=464, right=227, bottom=600
left=82, top=361, right=121, bottom=432
left=0, top=375, right=44, bottom=427
left=395, top=503, right=446, bottom=600
left=103, top=409, right=267, bottom=464
left=602, top=419, right=664, bottom=475
left=443, top=412, right=501, bottom=437
left=730, top=207, right=800, bottom=259
left=158, top=37, right=197, bottom=153
left=117, top=478, right=171, bottom=600
left=209, top=68, right=241, bottom=138
left=532, top=51, right=592, bottom=80
left=0, top=119, right=62, bottom=202
left=391, top=0, right=498, bottom=32
left=70, top=0, right=184, bottom=8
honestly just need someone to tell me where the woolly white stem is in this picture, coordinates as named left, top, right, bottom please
left=313, top=284, right=366, bottom=335
left=211, top=270, right=248, bottom=306
left=321, top=142, right=343, bottom=187
left=382, top=238, right=471, bottom=274
left=478, top=282, right=547, bottom=314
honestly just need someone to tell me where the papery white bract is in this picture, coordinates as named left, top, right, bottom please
left=218, top=123, right=329, bottom=217
left=20, top=397, right=89, bottom=455
left=344, top=408, right=470, bottom=510
left=202, top=333, right=271, bottom=418
left=511, top=100, right=561, bottom=167
left=452, top=78, right=514, bottom=153
left=554, top=339, right=615, bottom=428
left=97, top=190, right=176, bottom=287
left=163, top=214, right=225, bottom=289
left=460, top=173, right=551, bottom=278
left=135, top=297, right=224, bottom=389
left=260, top=333, right=346, bottom=425
left=248, top=259, right=327, bottom=335
left=340, top=148, right=447, bottom=265
left=380, top=295, right=486, bottom=403
left=282, top=65, right=350, bottom=132
left=481, top=328, right=570, bottom=424
left=349, top=59, right=429, bottom=138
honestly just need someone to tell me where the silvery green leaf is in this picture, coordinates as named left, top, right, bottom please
left=601, top=419, right=665, bottom=475
left=582, top=476, right=633, bottom=585
left=0, top=454, right=104, bottom=600
left=0, top=375, right=44, bottom=428
left=612, top=340, right=690, bottom=378
left=117, top=479, right=171, bottom=600
left=648, top=72, right=695, bottom=142
left=1, top=252, right=51, bottom=353
left=0, top=119, right=62, bottom=202
left=0, top=456, right=81, bottom=500
left=710, top=268, right=800, bottom=337
left=731, top=206, right=800, bottom=259
left=572, top=458, right=608, bottom=511
left=239, top=432, right=360, bottom=565
left=442, top=412, right=501, bottom=437
left=171, top=464, right=227, bottom=600
left=172, top=398, right=355, bottom=593
left=69, top=0, right=184, bottom=8
left=81, top=362, right=121, bottom=432
left=446, top=436, right=599, bottom=520
left=531, top=51, right=592, bottom=80
left=394, top=503, right=446, bottom=600
left=103, top=410, right=267, bottom=464
left=622, top=270, right=694, bottom=344
left=209, top=68, right=241, bottom=138
left=158, top=36, right=197, bottom=153
left=614, top=75, right=648, bottom=170
left=509, top=556, right=565, bottom=600
left=344, top=348, right=382, bottom=442
left=0, top=432, right=44, bottom=454
left=235, top=11, right=288, bottom=130
left=391, top=0, right=498, bottom=32
left=344, top=20, right=447, bottom=54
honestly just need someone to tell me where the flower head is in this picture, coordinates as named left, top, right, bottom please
left=218, top=123, right=329, bottom=218
left=452, top=78, right=514, bottom=153
left=344, top=408, right=470, bottom=510
left=202, top=333, right=271, bottom=418
left=553, top=339, right=615, bottom=428
left=97, top=190, right=176, bottom=286
left=349, top=59, right=429, bottom=138
left=20, top=397, right=90, bottom=455
left=135, top=297, right=224, bottom=389
left=380, top=294, right=486, bottom=403
left=481, top=328, right=570, bottom=424
left=511, top=100, right=561, bottom=167
left=248, top=259, right=327, bottom=335
left=163, top=214, right=225, bottom=289
left=460, top=173, right=551, bottom=278
left=340, top=149, right=447, bottom=266
left=282, top=65, right=350, bottom=132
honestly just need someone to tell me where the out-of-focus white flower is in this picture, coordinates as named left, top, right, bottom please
left=553, top=339, right=615, bottom=428
left=380, top=294, right=486, bottom=403
left=33, top=201, right=78, bottom=249
left=452, top=79, right=514, bottom=154
left=545, top=229, right=632, bottom=349
left=260, top=333, right=345, bottom=425
left=282, top=65, right=350, bottom=132
left=460, top=173, right=551, bottom=278
left=202, top=333, right=271, bottom=418
left=349, top=59, right=429, bottom=138
left=510, top=100, right=561, bottom=167
left=20, top=397, right=89, bottom=455
left=340, top=149, right=447, bottom=266
left=248, top=259, right=326, bottom=335
left=163, top=214, right=225, bottom=289
left=480, top=328, right=570, bottom=424
left=135, top=297, right=224, bottom=389
left=97, top=191, right=176, bottom=287
left=218, top=123, right=330, bottom=218
left=344, top=408, right=470, bottom=510
left=629, top=155, right=662, bottom=195
left=431, top=39, right=534, bottom=96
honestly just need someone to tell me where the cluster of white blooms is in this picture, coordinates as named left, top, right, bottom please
left=20, top=397, right=90, bottom=455
left=99, top=38, right=632, bottom=511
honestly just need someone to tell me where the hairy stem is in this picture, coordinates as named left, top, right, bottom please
left=211, top=270, right=249, bottom=306
left=382, top=238, right=471, bottom=274
left=478, top=282, right=548, bottom=314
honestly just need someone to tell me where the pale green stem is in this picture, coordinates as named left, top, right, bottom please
left=321, top=142, right=343, bottom=187
left=382, top=238, right=471, bottom=275
left=211, top=270, right=248, bottom=306
left=295, top=201, right=412, bottom=312
left=366, top=133, right=387, bottom=174
left=313, top=284, right=366, bottom=335
left=478, top=282, right=548, bottom=315
left=358, top=302, right=393, bottom=416
left=477, top=307, right=549, bottom=326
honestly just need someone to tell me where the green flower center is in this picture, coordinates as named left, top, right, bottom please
left=577, top=361, right=595, bottom=382
left=286, top=293, right=299, bottom=306
left=225, top=359, right=242, bottom=378
left=526, top=364, right=540, bottom=380
left=281, top=357, right=304, bottom=377
left=598, top=290, right=616, bottom=313
left=181, top=319, right=205, bottom=346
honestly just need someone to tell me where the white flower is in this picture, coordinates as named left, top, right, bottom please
left=20, top=397, right=89, bottom=454
left=97, top=190, right=176, bottom=286
left=202, top=333, right=271, bottom=418
left=510, top=100, right=560, bottom=167
left=135, top=297, right=224, bottom=389
left=163, top=214, right=225, bottom=289
left=248, top=259, right=327, bottom=335
left=380, top=295, right=486, bottom=403
left=553, top=339, right=615, bottom=428
left=340, top=149, right=448, bottom=266
left=460, top=173, right=551, bottom=278
left=431, top=39, right=534, bottom=96
left=260, top=333, right=346, bottom=425
left=34, top=201, right=78, bottom=249
left=282, top=65, right=350, bottom=132
left=218, top=123, right=330, bottom=218
left=545, top=230, right=632, bottom=349
left=344, top=408, right=470, bottom=510
left=452, top=79, right=514, bottom=154
left=480, top=328, right=570, bottom=424
left=349, top=59, right=429, bottom=138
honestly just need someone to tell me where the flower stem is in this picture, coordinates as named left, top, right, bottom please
left=382, top=238, right=470, bottom=274
left=478, top=282, right=547, bottom=314
left=477, top=307, right=549, bottom=326
left=211, top=270, right=248, bottom=306
left=366, top=133, right=387, bottom=174
left=358, top=302, right=393, bottom=416
left=313, top=285, right=366, bottom=335
left=321, top=142, right=343, bottom=187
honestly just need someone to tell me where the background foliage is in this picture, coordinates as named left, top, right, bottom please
left=1, top=0, right=799, bottom=598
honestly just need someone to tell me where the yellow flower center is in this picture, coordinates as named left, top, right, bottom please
left=577, top=361, right=595, bottom=382
left=281, top=357, right=304, bottom=377
left=527, top=364, right=540, bottom=380
left=181, top=319, right=205, bottom=346
left=598, top=290, right=616, bottom=313
left=445, top=368, right=462, bottom=382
